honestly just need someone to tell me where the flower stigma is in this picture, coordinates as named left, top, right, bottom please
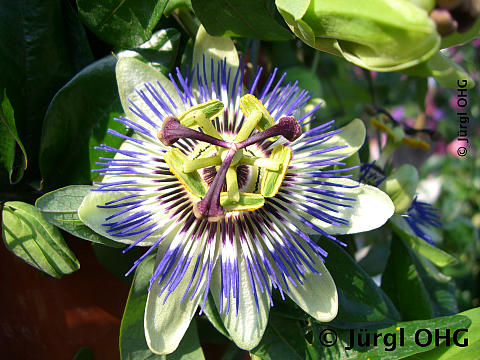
left=158, top=95, right=302, bottom=222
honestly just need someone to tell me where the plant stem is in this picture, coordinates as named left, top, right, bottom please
left=173, top=8, right=200, bottom=38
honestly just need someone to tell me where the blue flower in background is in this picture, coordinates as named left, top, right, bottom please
left=405, top=197, right=442, bottom=246
left=359, top=161, right=441, bottom=246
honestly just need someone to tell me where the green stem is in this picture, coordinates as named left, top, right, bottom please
left=173, top=8, right=200, bottom=38
left=362, top=68, right=377, bottom=105
left=311, top=51, right=321, bottom=74
left=376, top=139, right=399, bottom=168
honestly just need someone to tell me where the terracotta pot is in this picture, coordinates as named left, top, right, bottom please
left=0, top=234, right=130, bottom=360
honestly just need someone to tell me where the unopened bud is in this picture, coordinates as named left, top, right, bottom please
left=430, top=9, right=459, bottom=36
left=276, top=0, right=440, bottom=71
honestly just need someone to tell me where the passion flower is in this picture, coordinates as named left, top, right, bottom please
left=78, top=28, right=394, bottom=354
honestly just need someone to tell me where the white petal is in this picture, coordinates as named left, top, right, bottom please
left=286, top=257, right=338, bottom=322
left=291, top=118, right=366, bottom=167
left=192, top=25, right=239, bottom=88
left=145, top=225, right=217, bottom=354
left=210, top=242, right=270, bottom=350
left=116, top=57, right=185, bottom=128
left=78, top=189, right=177, bottom=246
left=284, top=178, right=394, bottom=235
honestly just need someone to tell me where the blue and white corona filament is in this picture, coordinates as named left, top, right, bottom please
left=79, top=37, right=393, bottom=354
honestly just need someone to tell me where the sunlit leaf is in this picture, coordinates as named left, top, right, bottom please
left=2, top=201, right=79, bottom=278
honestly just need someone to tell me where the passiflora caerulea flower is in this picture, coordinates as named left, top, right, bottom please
left=359, top=162, right=441, bottom=246
left=78, top=28, right=394, bottom=354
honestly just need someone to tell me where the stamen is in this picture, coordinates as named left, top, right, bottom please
left=234, top=110, right=262, bottom=142
left=188, top=110, right=221, bottom=139
left=178, top=99, right=224, bottom=139
left=183, top=156, right=222, bottom=173
left=226, top=168, right=240, bottom=202
left=239, top=156, right=281, bottom=171
left=237, top=116, right=302, bottom=149
left=158, top=116, right=231, bottom=148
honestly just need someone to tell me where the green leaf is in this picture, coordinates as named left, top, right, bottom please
left=61, top=0, right=95, bottom=72
left=0, top=0, right=86, bottom=171
left=251, top=316, right=308, bottom=360
left=202, top=294, right=231, bottom=339
left=405, top=307, right=480, bottom=360
left=35, top=186, right=122, bottom=247
left=381, top=235, right=457, bottom=321
left=73, top=347, right=94, bottom=360
left=165, top=0, right=193, bottom=16
left=40, top=29, right=180, bottom=189
left=275, top=0, right=310, bottom=21
left=390, top=216, right=456, bottom=267
left=0, top=89, right=27, bottom=184
left=441, top=17, right=480, bottom=49
left=357, top=230, right=391, bottom=276
left=191, top=0, right=292, bottom=41
left=321, top=240, right=401, bottom=328
left=443, top=216, right=478, bottom=253
left=77, top=0, right=169, bottom=48
left=120, top=253, right=205, bottom=359
left=310, top=313, right=471, bottom=359
left=283, top=66, right=322, bottom=97
left=2, top=201, right=79, bottom=278
left=39, top=55, right=123, bottom=189
left=120, top=253, right=156, bottom=359
left=91, top=243, right=141, bottom=282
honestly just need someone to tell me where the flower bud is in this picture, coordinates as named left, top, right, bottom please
left=276, top=0, right=441, bottom=71
left=430, top=9, right=458, bottom=36
left=379, top=164, right=419, bottom=214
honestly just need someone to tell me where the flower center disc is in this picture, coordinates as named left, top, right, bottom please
left=159, top=95, right=301, bottom=222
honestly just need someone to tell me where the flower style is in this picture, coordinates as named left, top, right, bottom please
left=78, top=28, right=394, bottom=354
